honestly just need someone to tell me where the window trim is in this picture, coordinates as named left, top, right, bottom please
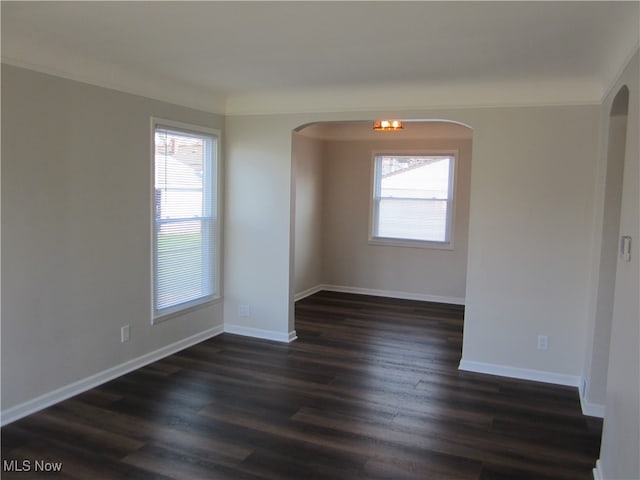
left=368, top=150, right=457, bottom=250
left=150, top=117, right=222, bottom=324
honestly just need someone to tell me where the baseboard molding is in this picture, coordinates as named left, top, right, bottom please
left=578, top=381, right=606, bottom=418
left=0, top=325, right=224, bottom=427
left=581, top=401, right=605, bottom=418
left=592, top=459, right=603, bottom=480
left=320, top=284, right=465, bottom=305
left=458, top=359, right=582, bottom=388
left=294, top=285, right=325, bottom=302
left=224, top=324, right=297, bottom=343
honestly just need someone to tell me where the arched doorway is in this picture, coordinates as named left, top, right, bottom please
left=587, top=86, right=629, bottom=408
left=290, top=120, right=473, bottom=328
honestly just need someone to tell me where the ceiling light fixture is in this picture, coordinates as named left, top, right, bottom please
left=373, top=120, right=404, bottom=131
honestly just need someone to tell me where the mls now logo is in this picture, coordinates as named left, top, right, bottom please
left=3, top=459, right=63, bottom=472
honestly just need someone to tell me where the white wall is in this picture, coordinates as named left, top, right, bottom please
left=322, top=136, right=471, bottom=303
left=224, top=114, right=309, bottom=339
left=1, top=65, right=224, bottom=417
left=292, top=132, right=325, bottom=298
left=597, top=51, right=639, bottom=480
left=461, top=105, right=600, bottom=379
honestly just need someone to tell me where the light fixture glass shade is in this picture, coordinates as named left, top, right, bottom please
left=373, top=120, right=404, bottom=131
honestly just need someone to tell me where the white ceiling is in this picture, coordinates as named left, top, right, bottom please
left=2, top=1, right=638, bottom=114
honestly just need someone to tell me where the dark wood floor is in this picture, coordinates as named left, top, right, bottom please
left=2, top=291, right=602, bottom=479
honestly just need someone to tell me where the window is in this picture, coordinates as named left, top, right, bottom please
left=371, top=154, right=455, bottom=247
left=152, top=120, right=220, bottom=321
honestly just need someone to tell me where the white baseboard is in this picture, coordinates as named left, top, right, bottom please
left=319, top=284, right=465, bottom=305
left=294, top=285, right=325, bottom=302
left=458, top=359, right=582, bottom=388
left=593, top=459, right=603, bottom=480
left=578, top=380, right=606, bottom=418
left=580, top=400, right=605, bottom=418
left=224, top=324, right=297, bottom=343
left=0, top=325, right=224, bottom=427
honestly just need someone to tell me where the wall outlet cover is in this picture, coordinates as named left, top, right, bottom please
left=121, top=325, right=130, bottom=343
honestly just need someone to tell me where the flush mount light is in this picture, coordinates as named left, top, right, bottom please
left=373, top=120, right=404, bottom=131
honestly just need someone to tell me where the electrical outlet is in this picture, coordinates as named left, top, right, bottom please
left=121, top=325, right=130, bottom=343
left=537, top=335, right=548, bottom=351
left=238, top=304, right=251, bottom=317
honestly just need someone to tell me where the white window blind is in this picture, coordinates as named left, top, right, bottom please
left=372, top=155, right=454, bottom=244
left=153, top=123, right=218, bottom=319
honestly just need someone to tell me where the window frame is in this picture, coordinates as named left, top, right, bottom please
left=368, top=151, right=457, bottom=250
left=150, top=117, right=222, bottom=324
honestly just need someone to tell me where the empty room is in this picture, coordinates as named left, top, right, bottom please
left=1, top=2, right=639, bottom=479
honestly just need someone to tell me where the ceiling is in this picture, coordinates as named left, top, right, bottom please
left=2, top=1, right=638, bottom=114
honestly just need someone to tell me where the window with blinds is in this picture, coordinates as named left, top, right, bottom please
left=153, top=121, right=219, bottom=321
left=371, top=154, right=455, bottom=246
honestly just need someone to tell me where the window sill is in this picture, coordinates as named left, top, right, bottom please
left=368, top=237, right=454, bottom=250
left=153, top=295, right=222, bottom=325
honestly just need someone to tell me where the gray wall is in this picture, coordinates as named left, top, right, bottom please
left=292, top=132, right=325, bottom=296
left=586, top=114, right=627, bottom=407
left=1, top=65, right=225, bottom=412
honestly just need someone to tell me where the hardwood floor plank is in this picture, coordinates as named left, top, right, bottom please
left=121, top=444, right=253, bottom=480
left=238, top=439, right=368, bottom=480
left=1, top=291, right=601, bottom=479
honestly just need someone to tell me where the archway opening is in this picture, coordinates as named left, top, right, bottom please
left=290, top=119, right=473, bottom=331
left=587, top=85, right=629, bottom=407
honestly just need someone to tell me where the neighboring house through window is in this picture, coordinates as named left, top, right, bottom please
left=152, top=119, right=220, bottom=322
left=370, top=153, right=455, bottom=248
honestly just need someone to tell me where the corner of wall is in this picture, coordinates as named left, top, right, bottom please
left=578, top=378, right=606, bottom=418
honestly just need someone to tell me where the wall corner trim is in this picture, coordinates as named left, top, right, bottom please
left=0, top=325, right=225, bottom=427
left=578, top=380, right=606, bottom=418
left=458, top=359, right=582, bottom=388
left=592, top=459, right=604, bottom=480
left=294, top=285, right=325, bottom=302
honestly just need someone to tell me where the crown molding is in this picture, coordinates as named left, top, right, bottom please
left=1, top=54, right=607, bottom=117
left=224, top=78, right=603, bottom=116
left=0, top=55, right=226, bottom=115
